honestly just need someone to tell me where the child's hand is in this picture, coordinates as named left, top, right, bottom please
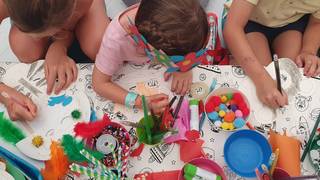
left=296, top=52, right=320, bottom=77
left=165, top=71, right=192, bottom=95
left=255, top=74, right=288, bottom=109
left=136, top=94, right=169, bottom=114
left=45, top=53, right=78, bottom=95
left=1, top=85, right=37, bottom=121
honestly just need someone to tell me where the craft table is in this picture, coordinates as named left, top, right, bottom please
left=0, top=62, right=319, bottom=179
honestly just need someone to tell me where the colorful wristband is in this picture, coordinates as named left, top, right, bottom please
left=125, top=92, right=138, bottom=109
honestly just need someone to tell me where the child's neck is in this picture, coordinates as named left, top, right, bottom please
left=119, top=5, right=138, bottom=34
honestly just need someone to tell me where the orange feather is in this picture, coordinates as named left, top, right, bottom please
left=41, top=141, right=70, bottom=180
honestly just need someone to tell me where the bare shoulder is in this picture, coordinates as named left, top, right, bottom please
left=119, top=5, right=138, bottom=33
left=0, top=0, right=9, bottom=21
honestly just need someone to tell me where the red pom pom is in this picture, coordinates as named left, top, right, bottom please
left=210, top=96, right=221, bottom=107
left=205, top=102, right=215, bottom=113
left=238, top=101, right=247, bottom=111
left=242, top=108, right=250, bottom=117
left=233, top=93, right=243, bottom=103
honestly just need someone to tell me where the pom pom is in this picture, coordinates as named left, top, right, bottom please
left=205, top=102, right=215, bottom=113
left=233, top=92, right=243, bottom=103
left=242, top=108, right=250, bottom=118
left=71, top=110, right=82, bottom=120
left=234, top=118, right=246, bottom=128
left=224, top=112, right=236, bottom=123
left=32, top=135, right=44, bottom=148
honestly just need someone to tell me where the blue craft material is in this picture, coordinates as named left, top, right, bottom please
left=209, top=79, right=217, bottom=92
left=90, top=108, right=97, bottom=122
left=208, top=112, right=219, bottom=121
left=199, top=112, right=206, bottom=131
left=231, top=104, right=238, bottom=112
left=224, top=130, right=272, bottom=178
left=233, top=117, right=246, bottom=128
left=219, top=104, right=227, bottom=111
left=0, top=146, right=42, bottom=180
left=48, top=94, right=72, bottom=107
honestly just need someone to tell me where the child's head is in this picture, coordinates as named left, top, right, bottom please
left=135, top=0, right=208, bottom=56
left=4, top=0, right=76, bottom=35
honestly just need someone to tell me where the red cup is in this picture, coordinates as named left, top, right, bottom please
left=272, top=167, right=291, bottom=179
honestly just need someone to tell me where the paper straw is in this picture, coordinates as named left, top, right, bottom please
left=70, top=163, right=108, bottom=180
left=121, top=144, right=130, bottom=177
left=270, top=148, right=279, bottom=175
left=79, top=149, right=117, bottom=178
left=117, top=145, right=122, bottom=179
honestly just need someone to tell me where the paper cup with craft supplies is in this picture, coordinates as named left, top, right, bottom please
left=204, top=88, right=250, bottom=131
left=178, top=158, right=227, bottom=180
left=136, top=115, right=167, bottom=146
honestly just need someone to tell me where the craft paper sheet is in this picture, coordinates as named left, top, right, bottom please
left=0, top=62, right=319, bottom=179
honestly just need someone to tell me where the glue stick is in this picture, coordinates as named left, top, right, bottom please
left=184, top=164, right=222, bottom=180
left=189, top=99, right=200, bottom=131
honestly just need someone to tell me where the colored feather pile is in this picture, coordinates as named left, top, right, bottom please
left=0, top=112, right=26, bottom=145
left=61, top=134, right=104, bottom=163
left=74, top=114, right=111, bottom=138
left=41, top=141, right=69, bottom=180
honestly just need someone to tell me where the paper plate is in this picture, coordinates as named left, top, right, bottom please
left=224, top=129, right=272, bottom=178
left=2, top=60, right=91, bottom=140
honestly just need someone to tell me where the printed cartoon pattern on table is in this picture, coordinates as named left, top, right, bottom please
left=1, top=60, right=91, bottom=140
left=0, top=61, right=320, bottom=178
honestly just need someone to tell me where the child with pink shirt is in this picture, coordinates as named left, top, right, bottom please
left=93, top=0, right=209, bottom=113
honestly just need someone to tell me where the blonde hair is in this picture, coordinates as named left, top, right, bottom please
left=4, top=0, right=76, bottom=33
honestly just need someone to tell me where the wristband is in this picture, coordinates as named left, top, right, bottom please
left=125, top=92, right=138, bottom=109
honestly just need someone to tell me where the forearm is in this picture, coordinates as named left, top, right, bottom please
left=224, top=24, right=268, bottom=84
left=301, top=16, right=320, bottom=55
left=0, top=83, right=9, bottom=105
left=92, top=67, right=142, bottom=108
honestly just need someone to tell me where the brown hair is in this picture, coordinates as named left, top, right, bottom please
left=4, top=0, right=75, bottom=33
left=135, top=0, right=208, bottom=56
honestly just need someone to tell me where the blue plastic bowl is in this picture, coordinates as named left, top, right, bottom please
left=224, top=129, right=272, bottom=177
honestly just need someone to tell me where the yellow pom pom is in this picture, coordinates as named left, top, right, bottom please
left=32, top=135, right=43, bottom=148
left=221, top=95, right=228, bottom=103
left=219, top=110, right=226, bottom=117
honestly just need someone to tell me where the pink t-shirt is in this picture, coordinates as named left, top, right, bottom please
left=95, top=5, right=148, bottom=75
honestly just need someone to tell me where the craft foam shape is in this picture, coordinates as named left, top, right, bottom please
left=134, top=170, right=180, bottom=180
left=16, top=135, right=51, bottom=161
left=268, top=130, right=301, bottom=176
left=164, top=99, right=190, bottom=143
left=2, top=60, right=91, bottom=140
left=48, top=94, right=73, bottom=107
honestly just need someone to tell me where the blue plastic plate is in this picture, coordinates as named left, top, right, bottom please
left=224, top=129, right=272, bottom=178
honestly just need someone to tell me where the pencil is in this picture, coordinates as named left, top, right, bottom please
left=173, top=96, right=184, bottom=119
left=301, top=113, right=320, bottom=161
left=273, top=55, right=282, bottom=94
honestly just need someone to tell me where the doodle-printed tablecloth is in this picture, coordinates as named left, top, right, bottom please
left=0, top=62, right=319, bottom=179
